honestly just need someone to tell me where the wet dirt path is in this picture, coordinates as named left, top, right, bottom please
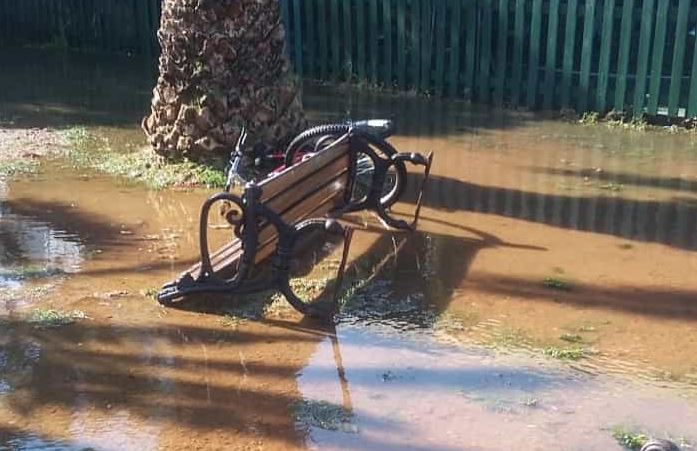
left=2, top=51, right=697, bottom=449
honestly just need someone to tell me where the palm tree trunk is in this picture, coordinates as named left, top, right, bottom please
left=143, top=0, right=306, bottom=165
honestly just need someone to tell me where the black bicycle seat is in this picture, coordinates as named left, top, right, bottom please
left=351, top=119, right=395, bottom=139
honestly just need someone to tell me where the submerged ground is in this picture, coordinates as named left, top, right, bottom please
left=1, top=49, right=697, bottom=450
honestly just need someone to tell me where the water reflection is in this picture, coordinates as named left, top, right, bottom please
left=0, top=190, right=84, bottom=290
left=297, top=322, right=697, bottom=450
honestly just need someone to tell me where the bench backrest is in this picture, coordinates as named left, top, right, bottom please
left=202, top=134, right=353, bottom=276
left=251, top=133, right=352, bottom=262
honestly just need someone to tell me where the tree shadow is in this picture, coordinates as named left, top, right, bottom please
left=0, top=313, right=532, bottom=451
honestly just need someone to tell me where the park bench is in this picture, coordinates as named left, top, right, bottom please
left=157, top=126, right=432, bottom=316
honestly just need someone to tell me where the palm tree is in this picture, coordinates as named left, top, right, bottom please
left=142, top=0, right=306, bottom=165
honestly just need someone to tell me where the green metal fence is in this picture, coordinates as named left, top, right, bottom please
left=3, top=0, right=697, bottom=118
left=282, top=0, right=697, bottom=118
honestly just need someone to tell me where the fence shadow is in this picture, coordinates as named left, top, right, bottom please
left=403, top=173, right=697, bottom=252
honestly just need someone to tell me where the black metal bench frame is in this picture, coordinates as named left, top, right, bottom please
left=157, top=129, right=432, bottom=316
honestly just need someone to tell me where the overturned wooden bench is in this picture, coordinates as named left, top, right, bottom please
left=157, top=129, right=432, bottom=316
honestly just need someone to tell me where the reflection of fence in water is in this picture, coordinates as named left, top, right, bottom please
left=407, top=172, right=697, bottom=251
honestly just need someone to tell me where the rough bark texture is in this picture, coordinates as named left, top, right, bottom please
left=142, top=0, right=306, bottom=164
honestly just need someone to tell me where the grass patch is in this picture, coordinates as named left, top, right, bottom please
left=543, top=276, right=573, bottom=291
left=434, top=312, right=469, bottom=333
left=293, top=400, right=356, bottom=432
left=491, top=328, right=530, bottom=348
left=220, top=314, right=247, bottom=330
left=140, top=287, right=159, bottom=299
left=63, top=127, right=226, bottom=189
left=559, top=333, right=583, bottom=343
left=0, top=265, right=64, bottom=281
left=612, top=427, right=649, bottom=451
left=0, top=159, right=39, bottom=178
left=28, top=309, right=86, bottom=328
left=579, top=111, right=600, bottom=125
left=542, top=346, right=586, bottom=361
left=598, top=182, right=624, bottom=192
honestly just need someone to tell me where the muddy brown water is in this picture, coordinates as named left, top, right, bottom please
left=1, top=50, right=697, bottom=449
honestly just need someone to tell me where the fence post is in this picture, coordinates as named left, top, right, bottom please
left=396, top=0, right=407, bottom=90
left=464, top=0, right=477, bottom=101
left=614, top=0, right=634, bottom=112
left=647, top=0, right=669, bottom=115
left=304, top=0, right=316, bottom=78
left=526, top=0, right=543, bottom=109
left=560, top=0, right=578, bottom=109
left=510, top=0, right=525, bottom=107
left=596, top=0, right=615, bottom=113
left=433, top=0, right=446, bottom=96
left=420, top=0, right=433, bottom=93
left=383, top=0, right=393, bottom=88
left=355, top=0, right=366, bottom=82
left=578, top=0, right=596, bottom=113
left=447, top=0, right=462, bottom=98
left=668, top=0, right=690, bottom=116
left=292, top=0, right=303, bottom=79
left=410, top=0, right=421, bottom=90
left=477, top=0, right=492, bottom=102
left=317, top=0, right=328, bottom=79
left=343, top=0, right=353, bottom=80
left=543, top=0, right=560, bottom=110
left=331, top=0, right=341, bottom=80
left=632, top=0, right=656, bottom=118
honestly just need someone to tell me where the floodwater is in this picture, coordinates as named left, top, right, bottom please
left=1, top=50, right=697, bottom=449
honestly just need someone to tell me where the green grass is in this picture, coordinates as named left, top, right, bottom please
left=140, top=287, right=159, bottom=300
left=559, top=333, right=583, bottom=343
left=0, top=265, right=64, bottom=281
left=293, top=400, right=357, bottom=432
left=542, top=346, right=586, bottom=361
left=0, top=159, right=39, bottom=178
left=28, top=309, right=86, bottom=328
left=63, top=127, right=226, bottom=189
left=598, top=182, right=624, bottom=192
left=543, top=277, right=573, bottom=291
left=491, top=328, right=530, bottom=348
left=612, top=427, right=649, bottom=451
left=579, top=111, right=600, bottom=125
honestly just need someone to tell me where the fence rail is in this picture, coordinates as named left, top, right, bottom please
left=2, top=0, right=697, bottom=119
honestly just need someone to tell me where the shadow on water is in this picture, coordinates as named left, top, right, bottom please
left=0, top=318, right=323, bottom=449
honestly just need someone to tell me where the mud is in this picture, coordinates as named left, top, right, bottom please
left=1, top=50, right=697, bottom=450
